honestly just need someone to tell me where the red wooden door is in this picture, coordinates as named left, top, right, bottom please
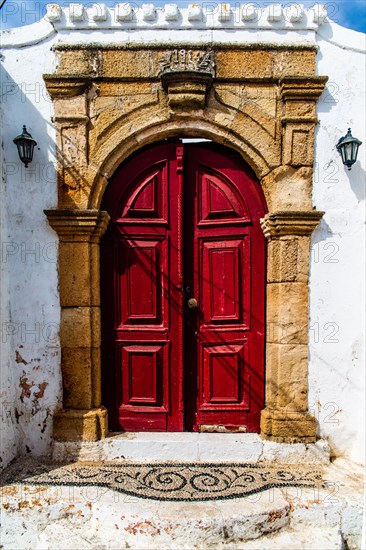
left=101, top=142, right=266, bottom=432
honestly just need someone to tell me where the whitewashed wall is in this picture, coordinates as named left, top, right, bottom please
left=310, top=23, right=366, bottom=465
left=0, top=4, right=364, bottom=468
left=0, top=37, right=61, bottom=468
left=0, top=90, right=18, bottom=468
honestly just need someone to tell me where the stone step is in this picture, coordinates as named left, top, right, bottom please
left=227, top=526, right=345, bottom=549
left=1, top=458, right=362, bottom=550
left=1, top=483, right=291, bottom=549
left=52, top=433, right=330, bottom=464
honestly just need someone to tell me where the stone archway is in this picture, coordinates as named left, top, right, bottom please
left=44, top=45, right=327, bottom=442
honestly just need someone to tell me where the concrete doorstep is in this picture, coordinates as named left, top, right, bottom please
left=1, top=456, right=363, bottom=550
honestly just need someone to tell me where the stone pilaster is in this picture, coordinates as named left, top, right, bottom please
left=280, top=76, right=328, bottom=167
left=260, top=210, right=323, bottom=442
left=45, top=209, right=110, bottom=441
left=44, top=75, right=91, bottom=209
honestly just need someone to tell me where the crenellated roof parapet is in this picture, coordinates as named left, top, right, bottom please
left=44, top=3, right=327, bottom=30
left=1, top=3, right=365, bottom=51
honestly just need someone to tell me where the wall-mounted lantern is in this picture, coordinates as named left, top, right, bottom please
left=13, top=126, right=37, bottom=168
left=336, top=128, right=362, bottom=171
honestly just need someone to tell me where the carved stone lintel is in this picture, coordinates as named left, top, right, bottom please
left=261, top=210, right=324, bottom=239
left=159, top=49, right=215, bottom=78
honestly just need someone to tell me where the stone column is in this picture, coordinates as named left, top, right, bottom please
left=45, top=209, right=110, bottom=441
left=260, top=211, right=323, bottom=443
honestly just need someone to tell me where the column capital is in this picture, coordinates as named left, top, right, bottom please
left=44, top=209, right=110, bottom=242
left=261, top=210, right=323, bottom=240
left=279, top=76, right=328, bottom=101
left=43, top=74, right=91, bottom=98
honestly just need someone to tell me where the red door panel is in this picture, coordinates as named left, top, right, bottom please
left=101, top=141, right=266, bottom=432
left=184, top=145, right=266, bottom=432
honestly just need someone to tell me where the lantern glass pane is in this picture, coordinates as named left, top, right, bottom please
left=344, top=142, right=353, bottom=162
left=340, top=146, right=346, bottom=164
left=24, top=143, right=31, bottom=161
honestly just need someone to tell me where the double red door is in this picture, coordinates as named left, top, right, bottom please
left=101, top=142, right=266, bottom=432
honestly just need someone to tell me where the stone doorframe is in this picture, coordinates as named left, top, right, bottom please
left=43, top=44, right=327, bottom=443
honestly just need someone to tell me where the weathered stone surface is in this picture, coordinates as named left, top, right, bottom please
left=267, top=283, right=309, bottom=345
left=216, top=50, right=274, bottom=79
left=1, top=481, right=290, bottom=548
left=261, top=407, right=317, bottom=442
left=266, top=234, right=310, bottom=284
left=62, top=347, right=93, bottom=409
left=265, top=343, right=309, bottom=410
left=267, top=238, right=298, bottom=282
left=55, top=49, right=100, bottom=75
left=53, top=94, right=88, bottom=118
left=261, top=166, right=314, bottom=211
left=273, top=50, right=316, bottom=77
left=283, top=122, right=315, bottom=166
left=261, top=439, right=330, bottom=464
left=163, top=75, right=211, bottom=110
left=241, top=526, right=344, bottom=549
left=102, top=50, right=152, bottom=79
left=261, top=210, right=324, bottom=238
left=59, top=242, right=92, bottom=307
left=53, top=407, right=108, bottom=441
left=284, top=99, right=317, bottom=119
left=44, top=74, right=91, bottom=98
left=61, top=307, right=92, bottom=348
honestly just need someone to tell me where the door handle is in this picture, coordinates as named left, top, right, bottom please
left=187, top=298, right=198, bottom=309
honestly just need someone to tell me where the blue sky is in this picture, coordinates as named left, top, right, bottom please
left=1, top=1, right=365, bottom=33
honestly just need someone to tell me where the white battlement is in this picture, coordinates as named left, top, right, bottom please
left=1, top=3, right=364, bottom=52
left=44, top=3, right=328, bottom=30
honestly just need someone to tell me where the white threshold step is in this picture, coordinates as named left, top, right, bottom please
left=52, top=433, right=330, bottom=464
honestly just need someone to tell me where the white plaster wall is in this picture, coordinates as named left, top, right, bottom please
left=0, top=84, right=19, bottom=469
left=310, top=23, right=366, bottom=465
left=0, top=38, right=62, bottom=463
left=0, top=8, right=364, bottom=466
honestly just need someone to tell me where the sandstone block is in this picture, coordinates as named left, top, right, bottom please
left=59, top=242, right=92, bottom=307
left=61, top=307, right=92, bottom=348
left=102, top=50, right=151, bottom=79
left=266, top=343, right=308, bottom=410
left=283, top=123, right=315, bottom=167
left=53, top=407, right=108, bottom=441
left=62, top=347, right=93, bottom=409
left=267, top=283, right=309, bottom=345
left=261, top=165, right=313, bottom=212
left=273, top=50, right=316, bottom=77
left=261, top=407, right=317, bottom=442
left=216, top=50, right=273, bottom=79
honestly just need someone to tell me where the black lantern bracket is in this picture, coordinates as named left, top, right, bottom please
left=336, top=128, right=362, bottom=171
left=13, top=125, right=37, bottom=168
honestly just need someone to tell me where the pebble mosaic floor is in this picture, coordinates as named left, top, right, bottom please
left=0, top=461, right=323, bottom=502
